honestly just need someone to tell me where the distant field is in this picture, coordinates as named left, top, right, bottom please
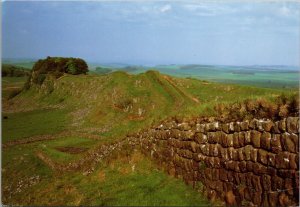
left=4, top=60, right=298, bottom=88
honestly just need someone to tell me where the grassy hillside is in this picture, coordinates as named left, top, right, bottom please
left=2, top=70, right=297, bottom=205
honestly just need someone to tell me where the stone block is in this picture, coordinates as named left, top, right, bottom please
left=194, top=133, right=208, bottom=144
left=240, top=121, right=249, bottom=131
left=267, top=153, right=276, bottom=167
left=227, top=134, right=234, bottom=147
left=278, top=119, right=286, bottom=132
left=195, top=123, right=205, bottom=133
left=190, top=141, right=198, bottom=153
left=244, top=145, right=252, bottom=161
left=238, top=148, right=244, bottom=161
left=268, top=191, right=279, bottom=207
left=281, top=132, right=296, bottom=153
left=178, top=122, right=191, bottom=131
left=238, top=131, right=245, bottom=147
left=270, top=134, right=282, bottom=154
left=275, top=152, right=290, bottom=169
left=250, top=130, right=261, bottom=148
left=262, top=120, right=274, bottom=132
left=233, top=132, right=240, bottom=148
left=249, top=119, right=258, bottom=129
left=272, top=121, right=281, bottom=133
left=229, top=122, right=235, bottom=132
left=257, top=149, right=268, bottom=165
left=222, top=123, right=229, bottom=133
left=234, top=122, right=241, bottom=132
left=271, top=176, right=283, bottom=191
left=250, top=148, right=258, bottom=162
left=219, top=168, right=228, bottom=181
left=239, top=161, right=247, bottom=172
left=289, top=153, right=297, bottom=170
left=261, top=174, right=271, bottom=191
left=286, top=117, right=299, bottom=133
left=251, top=175, right=262, bottom=192
left=260, top=131, right=271, bottom=151
left=244, top=131, right=251, bottom=145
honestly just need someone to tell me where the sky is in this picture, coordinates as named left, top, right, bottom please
left=2, top=1, right=300, bottom=66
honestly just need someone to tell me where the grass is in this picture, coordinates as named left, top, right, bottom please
left=2, top=149, right=210, bottom=206
left=2, top=109, right=69, bottom=143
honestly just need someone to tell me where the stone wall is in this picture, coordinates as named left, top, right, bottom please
left=134, top=117, right=299, bottom=206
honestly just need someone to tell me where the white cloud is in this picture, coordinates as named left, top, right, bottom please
left=160, top=4, right=171, bottom=13
left=279, top=5, right=291, bottom=16
left=183, top=3, right=236, bottom=16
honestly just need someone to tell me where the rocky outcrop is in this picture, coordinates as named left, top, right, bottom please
left=134, top=117, right=299, bottom=206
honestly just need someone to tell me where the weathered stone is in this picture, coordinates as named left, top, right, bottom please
left=272, top=175, right=283, bottom=191
left=246, top=161, right=254, bottom=172
left=227, top=134, right=234, bottom=148
left=240, top=121, right=249, bottom=131
left=244, top=131, right=251, bottom=145
left=225, top=190, right=236, bottom=206
left=250, top=130, right=261, bottom=148
left=190, top=142, right=197, bottom=153
left=272, top=121, right=281, bottom=133
left=257, top=120, right=264, bottom=132
left=233, top=132, right=240, bottom=148
left=252, top=191, right=262, bottom=205
left=262, top=120, right=274, bottom=132
left=289, top=153, right=297, bottom=170
left=278, top=169, right=296, bottom=179
left=250, top=148, right=258, bottom=162
left=268, top=153, right=276, bottom=167
left=249, top=119, right=258, bottom=129
left=278, top=192, right=292, bottom=206
left=270, top=134, right=282, bottom=154
left=253, top=162, right=268, bottom=175
left=239, top=161, right=247, bottom=172
left=286, top=117, right=299, bottom=133
left=284, top=178, right=294, bottom=196
left=178, top=122, right=191, bottom=131
left=244, top=145, right=252, bottom=161
left=268, top=191, right=279, bottom=207
left=261, top=174, right=271, bottom=191
left=290, top=133, right=299, bottom=152
left=209, top=144, right=219, bottom=157
left=275, top=152, right=290, bottom=169
left=234, top=122, right=241, bottom=132
left=278, top=119, right=286, bottom=132
left=238, top=132, right=245, bottom=147
left=229, top=122, right=235, bottom=132
left=194, top=133, right=208, bottom=144
left=260, top=131, right=271, bottom=150
left=195, top=124, right=205, bottom=133
left=199, top=144, right=209, bottom=156
left=281, top=132, right=296, bottom=153
left=222, top=123, right=230, bottom=133
left=238, top=148, right=244, bottom=161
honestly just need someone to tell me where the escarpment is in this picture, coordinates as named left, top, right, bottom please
left=132, top=116, right=299, bottom=206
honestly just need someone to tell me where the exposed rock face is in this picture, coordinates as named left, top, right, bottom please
left=136, top=117, right=299, bottom=206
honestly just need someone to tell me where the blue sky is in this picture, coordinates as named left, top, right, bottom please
left=2, top=1, right=300, bottom=65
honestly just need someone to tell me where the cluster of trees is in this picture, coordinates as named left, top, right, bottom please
left=30, top=56, right=88, bottom=85
left=2, top=64, right=31, bottom=77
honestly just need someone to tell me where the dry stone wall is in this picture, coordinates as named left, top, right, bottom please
left=134, top=117, right=299, bottom=206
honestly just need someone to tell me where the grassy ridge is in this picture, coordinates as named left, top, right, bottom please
left=2, top=69, right=297, bottom=206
